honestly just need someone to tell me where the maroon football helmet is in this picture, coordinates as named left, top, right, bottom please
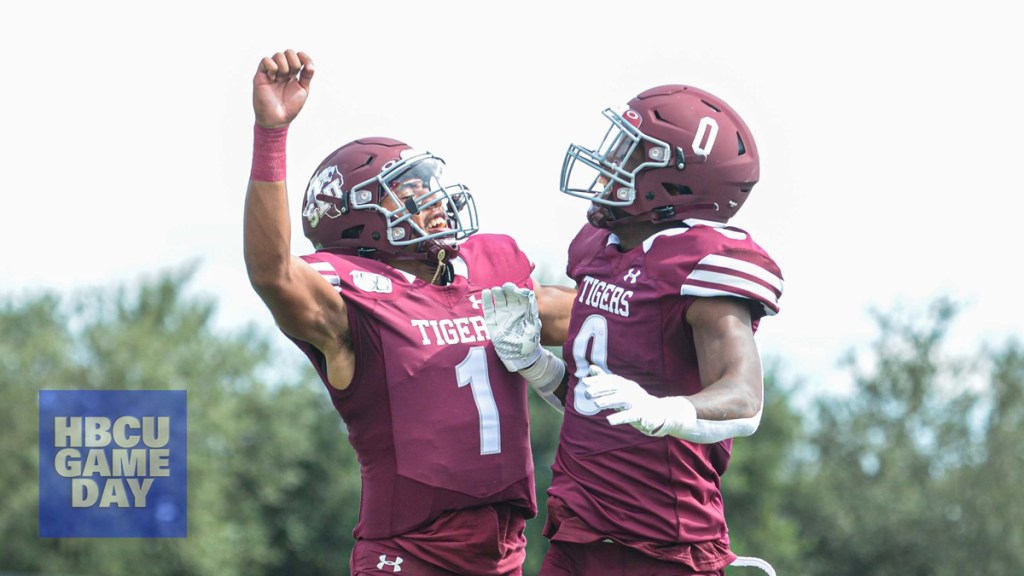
left=302, top=137, right=479, bottom=261
left=561, top=84, right=759, bottom=228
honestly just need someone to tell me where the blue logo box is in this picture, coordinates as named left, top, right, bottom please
left=39, top=390, right=187, bottom=538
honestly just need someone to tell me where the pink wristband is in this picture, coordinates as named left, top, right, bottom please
left=250, top=124, right=288, bottom=182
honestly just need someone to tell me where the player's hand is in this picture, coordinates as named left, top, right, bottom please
left=253, top=49, right=314, bottom=129
left=482, top=282, right=542, bottom=372
left=583, top=366, right=696, bottom=437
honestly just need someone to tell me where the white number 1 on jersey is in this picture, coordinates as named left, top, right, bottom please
left=456, top=346, right=501, bottom=455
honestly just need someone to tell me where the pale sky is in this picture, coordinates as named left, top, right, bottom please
left=3, top=1, right=1021, bottom=395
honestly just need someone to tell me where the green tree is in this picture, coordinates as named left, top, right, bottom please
left=0, top=293, right=75, bottom=570
left=724, top=361, right=807, bottom=575
left=523, top=382, right=564, bottom=575
left=785, top=298, right=1016, bottom=575
left=0, top=266, right=362, bottom=575
left=942, top=339, right=1024, bottom=575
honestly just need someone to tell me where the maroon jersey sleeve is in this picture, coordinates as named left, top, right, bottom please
left=647, top=224, right=783, bottom=319
left=456, top=233, right=536, bottom=289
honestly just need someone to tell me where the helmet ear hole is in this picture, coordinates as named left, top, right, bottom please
left=341, top=225, right=364, bottom=239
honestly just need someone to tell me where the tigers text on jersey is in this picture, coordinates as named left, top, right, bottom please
left=549, top=220, right=783, bottom=560
left=409, top=316, right=491, bottom=346
left=575, top=275, right=634, bottom=317
left=288, top=234, right=539, bottom=541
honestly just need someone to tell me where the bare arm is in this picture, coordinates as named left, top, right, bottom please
left=535, top=283, right=576, bottom=346
left=244, top=49, right=354, bottom=390
left=685, top=296, right=764, bottom=420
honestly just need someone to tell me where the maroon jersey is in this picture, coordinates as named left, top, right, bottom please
left=290, top=234, right=538, bottom=541
left=549, top=220, right=783, bottom=562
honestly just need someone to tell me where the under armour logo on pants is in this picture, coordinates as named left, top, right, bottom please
left=377, top=554, right=403, bottom=572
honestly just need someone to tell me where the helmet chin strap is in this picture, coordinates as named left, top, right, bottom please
left=430, top=249, right=448, bottom=286
left=588, top=205, right=655, bottom=229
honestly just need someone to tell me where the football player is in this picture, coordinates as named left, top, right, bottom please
left=244, top=49, right=573, bottom=576
left=484, top=84, right=783, bottom=575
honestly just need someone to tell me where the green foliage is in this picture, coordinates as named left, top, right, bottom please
left=724, top=361, right=808, bottom=574
left=941, top=340, right=1024, bottom=575
left=523, top=371, right=564, bottom=574
left=1, top=292, right=73, bottom=569
left=786, top=298, right=1024, bottom=575
left=0, top=266, right=359, bottom=575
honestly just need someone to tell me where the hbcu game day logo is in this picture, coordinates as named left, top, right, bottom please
left=38, top=390, right=187, bottom=538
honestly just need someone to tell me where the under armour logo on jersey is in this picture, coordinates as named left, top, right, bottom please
left=377, top=555, right=403, bottom=572
left=623, top=268, right=642, bottom=284
left=469, top=294, right=482, bottom=309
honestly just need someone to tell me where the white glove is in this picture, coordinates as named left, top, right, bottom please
left=481, top=282, right=542, bottom=372
left=582, top=366, right=696, bottom=437
left=583, top=366, right=763, bottom=442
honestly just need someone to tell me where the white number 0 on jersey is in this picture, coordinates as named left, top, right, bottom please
left=571, top=314, right=609, bottom=416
